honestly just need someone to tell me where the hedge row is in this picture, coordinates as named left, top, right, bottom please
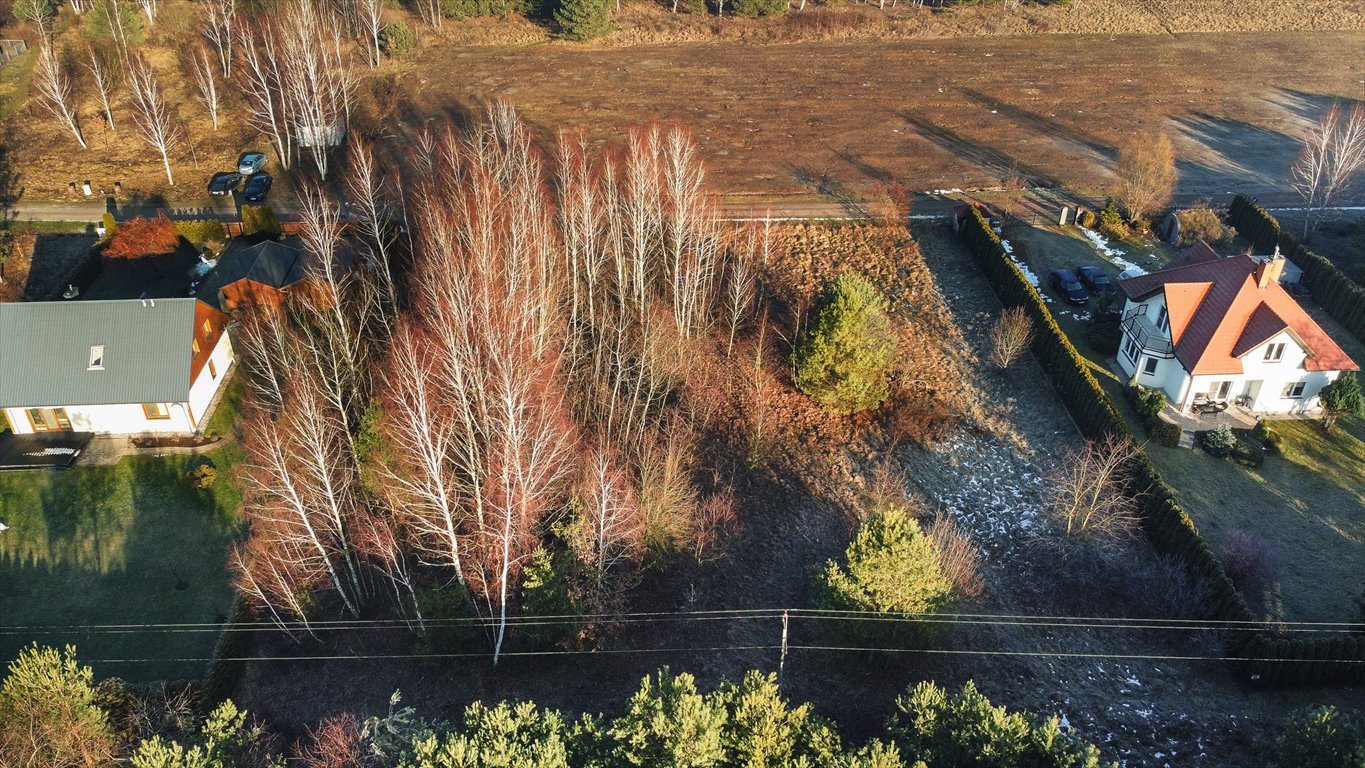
left=1228, top=195, right=1365, bottom=344
left=201, top=595, right=250, bottom=706
left=961, top=208, right=1365, bottom=687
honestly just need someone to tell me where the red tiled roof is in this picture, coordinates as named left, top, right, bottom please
left=1165, top=241, right=1221, bottom=270
left=1230, top=303, right=1288, bottom=358
left=1117, top=253, right=1357, bottom=375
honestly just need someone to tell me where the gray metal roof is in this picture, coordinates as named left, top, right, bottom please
left=0, top=299, right=198, bottom=408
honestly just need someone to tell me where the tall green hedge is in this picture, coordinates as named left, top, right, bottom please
left=1228, top=195, right=1365, bottom=344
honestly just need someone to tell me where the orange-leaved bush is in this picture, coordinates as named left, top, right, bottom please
left=102, top=216, right=181, bottom=259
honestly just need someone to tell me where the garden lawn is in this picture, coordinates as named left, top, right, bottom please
left=0, top=446, right=243, bottom=682
left=1144, top=415, right=1365, bottom=623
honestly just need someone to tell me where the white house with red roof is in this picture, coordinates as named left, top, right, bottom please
left=1115, top=243, right=1358, bottom=415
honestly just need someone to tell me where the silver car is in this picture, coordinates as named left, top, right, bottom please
left=237, top=152, right=268, bottom=175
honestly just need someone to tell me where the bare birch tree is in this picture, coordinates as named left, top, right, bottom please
left=33, top=44, right=86, bottom=149
left=126, top=54, right=182, bottom=184
left=137, top=0, right=156, bottom=25
left=357, top=0, right=384, bottom=67
left=569, top=442, right=644, bottom=581
left=236, top=21, right=291, bottom=169
left=13, top=0, right=55, bottom=38
left=278, top=0, right=354, bottom=178
left=189, top=45, right=220, bottom=131
left=201, top=0, right=235, bottom=76
left=83, top=43, right=120, bottom=134
left=1289, top=103, right=1365, bottom=238
left=345, top=138, right=400, bottom=323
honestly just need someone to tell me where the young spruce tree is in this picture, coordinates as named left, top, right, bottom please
left=555, top=0, right=611, bottom=40
left=792, top=272, right=897, bottom=415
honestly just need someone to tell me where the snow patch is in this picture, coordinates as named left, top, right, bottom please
left=1079, top=227, right=1148, bottom=276
left=1000, top=239, right=1051, bottom=303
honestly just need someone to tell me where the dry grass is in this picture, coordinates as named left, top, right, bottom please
left=0, top=228, right=34, bottom=301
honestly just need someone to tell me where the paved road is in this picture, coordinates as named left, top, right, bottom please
left=9, top=190, right=1362, bottom=225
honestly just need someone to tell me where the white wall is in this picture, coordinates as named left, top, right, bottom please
left=4, top=402, right=195, bottom=435
left=188, top=330, right=235, bottom=428
left=1116, top=294, right=1190, bottom=403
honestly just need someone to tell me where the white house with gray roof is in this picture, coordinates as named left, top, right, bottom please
left=0, top=298, right=234, bottom=435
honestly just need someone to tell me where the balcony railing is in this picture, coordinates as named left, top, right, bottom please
left=1121, top=307, right=1175, bottom=359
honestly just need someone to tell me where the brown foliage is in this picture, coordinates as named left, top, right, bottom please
left=103, top=216, right=181, bottom=259
left=927, top=513, right=984, bottom=599
left=296, top=714, right=371, bottom=768
left=988, top=306, right=1034, bottom=369
left=1218, top=530, right=1280, bottom=595
left=1115, top=131, right=1178, bottom=219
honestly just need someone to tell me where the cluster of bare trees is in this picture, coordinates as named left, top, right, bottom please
left=235, top=0, right=355, bottom=177
left=233, top=106, right=760, bottom=663
left=27, top=0, right=354, bottom=183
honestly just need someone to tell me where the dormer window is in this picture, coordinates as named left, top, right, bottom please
left=88, top=345, right=105, bottom=370
left=1156, top=306, right=1169, bottom=333
left=1264, top=343, right=1285, bottom=362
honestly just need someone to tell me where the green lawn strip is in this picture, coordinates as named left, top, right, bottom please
left=1144, top=417, right=1364, bottom=623
left=0, top=445, right=243, bottom=682
left=203, top=370, right=245, bottom=440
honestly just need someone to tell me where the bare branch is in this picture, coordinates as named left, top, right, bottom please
left=33, top=44, right=86, bottom=149
left=126, top=54, right=182, bottom=185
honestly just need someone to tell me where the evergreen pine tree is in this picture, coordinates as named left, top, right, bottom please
left=792, top=272, right=897, bottom=415
left=555, top=0, right=611, bottom=40
left=1319, top=371, right=1363, bottom=431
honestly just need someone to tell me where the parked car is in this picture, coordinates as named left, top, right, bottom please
left=242, top=173, right=272, bottom=203
left=1048, top=269, right=1090, bottom=305
left=1075, top=265, right=1115, bottom=295
left=207, top=171, right=242, bottom=197
left=237, top=152, right=268, bottom=175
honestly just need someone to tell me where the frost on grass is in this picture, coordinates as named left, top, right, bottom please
left=905, top=434, right=1044, bottom=556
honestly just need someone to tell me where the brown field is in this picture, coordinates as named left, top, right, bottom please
left=2, top=0, right=1364, bottom=203
left=404, top=30, right=1365, bottom=199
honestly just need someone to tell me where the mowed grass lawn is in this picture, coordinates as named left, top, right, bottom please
left=1005, top=222, right=1365, bottom=621
left=1145, top=416, right=1365, bottom=622
left=0, top=446, right=243, bottom=682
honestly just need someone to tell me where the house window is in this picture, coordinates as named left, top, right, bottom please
left=1123, top=338, right=1140, bottom=364
left=209, top=359, right=217, bottom=379
left=143, top=403, right=171, bottom=420
left=1283, top=381, right=1307, bottom=399
left=192, top=338, right=201, bottom=356
left=1210, top=381, right=1232, bottom=400
left=1156, top=306, right=1169, bottom=333
left=203, top=319, right=213, bottom=335
left=88, top=345, right=105, bottom=370
left=1264, top=343, right=1285, bottom=362
left=1142, top=357, right=1159, bottom=376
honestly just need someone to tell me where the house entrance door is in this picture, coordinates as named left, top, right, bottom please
left=1239, top=380, right=1262, bottom=407
left=25, top=408, right=72, bottom=432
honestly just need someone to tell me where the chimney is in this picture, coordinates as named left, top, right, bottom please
left=1255, top=255, right=1284, bottom=290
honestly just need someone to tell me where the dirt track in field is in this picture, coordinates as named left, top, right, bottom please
left=401, top=30, right=1365, bottom=198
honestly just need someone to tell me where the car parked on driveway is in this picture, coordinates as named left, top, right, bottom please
left=1075, top=265, right=1115, bottom=295
left=1049, top=269, right=1090, bottom=305
left=207, top=171, right=241, bottom=197
left=242, top=172, right=272, bottom=203
left=237, top=152, right=268, bottom=175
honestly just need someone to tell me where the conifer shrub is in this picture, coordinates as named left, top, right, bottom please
left=174, top=219, right=228, bottom=247
left=792, top=272, right=896, bottom=415
left=1134, top=386, right=1167, bottom=420
left=102, top=216, right=180, bottom=259
left=1197, top=425, right=1236, bottom=458
left=1150, top=419, right=1182, bottom=448
left=555, top=0, right=611, bottom=40
left=817, top=505, right=953, bottom=616
left=732, top=0, right=787, bottom=16
left=240, top=205, right=281, bottom=239
left=380, top=20, right=416, bottom=58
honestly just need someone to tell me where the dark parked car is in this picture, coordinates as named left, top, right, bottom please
left=1075, top=265, right=1115, bottom=295
left=1049, top=269, right=1090, bottom=305
left=242, top=173, right=272, bottom=203
left=207, top=171, right=242, bottom=196
left=237, top=152, right=268, bottom=175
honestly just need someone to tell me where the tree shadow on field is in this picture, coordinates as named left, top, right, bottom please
left=781, top=163, right=872, bottom=216
left=958, top=87, right=1116, bottom=164
left=896, top=112, right=1057, bottom=189
left=1170, top=112, right=1300, bottom=192
left=1269, top=88, right=1365, bottom=128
